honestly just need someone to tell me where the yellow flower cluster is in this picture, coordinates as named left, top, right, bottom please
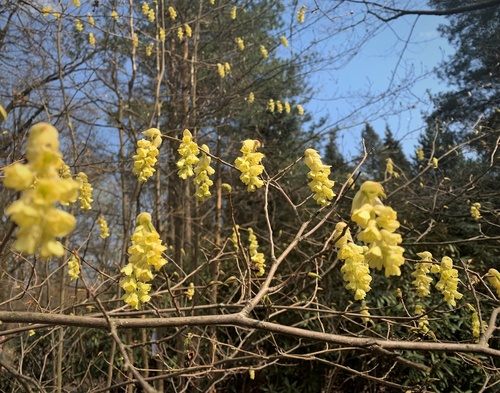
left=416, top=146, right=424, bottom=161
left=466, top=304, right=481, bottom=339
left=248, top=228, right=265, bottom=276
left=194, top=144, right=215, bottom=202
left=260, top=45, right=268, bottom=58
left=3, top=123, right=79, bottom=258
left=296, top=104, right=304, bottom=115
left=234, top=140, right=265, bottom=192
left=89, top=33, right=95, bottom=47
left=351, top=181, right=405, bottom=277
left=304, top=148, right=335, bottom=207
left=297, top=5, right=306, bottom=23
left=435, top=256, right=463, bottom=307
left=132, top=128, right=162, bottom=182
left=236, top=37, right=245, bottom=51
left=414, top=304, right=431, bottom=335
left=487, top=268, right=500, bottom=296
left=267, top=99, right=275, bottom=112
left=217, top=62, right=231, bottom=78
left=337, top=223, right=372, bottom=300
left=146, top=43, right=154, bottom=56
left=42, top=6, right=52, bottom=17
left=68, top=253, right=80, bottom=281
left=76, top=172, right=93, bottom=210
left=360, top=300, right=372, bottom=324
left=120, top=212, right=167, bottom=309
left=75, top=19, right=83, bottom=32
left=185, top=283, right=195, bottom=300
left=98, top=214, right=110, bottom=239
left=177, top=129, right=200, bottom=179
left=385, top=158, right=399, bottom=178
left=280, top=36, right=289, bottom=47
left=72, top=0, right=81, bottom=7
left=230, top=6, right=237, bottom=20
left=87, top=13, right=95, bottom=28
left=248, top=92, right=255, bottom=104
left=470, top=202, right=481, bottom=220
left=412, top=251, right=433, bottom=297
left=111, top=10, right=119, bottom=22
left=142, top=2, right=155, bottom=22
left=159, top=28, right=166, bottom=42
left=168, top=6, right=177, bottom=20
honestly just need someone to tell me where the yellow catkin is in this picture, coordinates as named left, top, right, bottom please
left=159, top=28, right=166, bottom=42
left=98, top=215, right=110, bottom=239
left=67, top=253, right=81, bottom=281
left=87, top=13, right=95, bottom=28
left=3, top=123, right=79, bottom=258
left=236, top=37, right=245, bottom=51
left=280, top=35, right=288, bottom=47
left=248, top=228, right=266, bottom=276
left=248, top=92, right=255, bottom=104
left=177, top=129, right=200, bottom=179
left=234, top=140, right=265, bottom=192
left=470, top=202, right=481, bottom=220
left=168, top=6, right=177, bottom=20
left=193, top=144, right=215, bottom=201
left=296, top=104, right=304, bottom=115
left=267, top=99, right=275, bottom=112
left=260, top=45, right=268, bottom=58
left=435, top=256, right=463, bottom=306
left=133, top=128, right=162, bottom=182
left=75, top=19, right=83, bottom=32
left=89, top=33, right=95, bottom=47
left=230, top=6, right=237, bottom=20
left=304, top=148, right=335, bottom=207
left=297, top=5, right=306, bottom=23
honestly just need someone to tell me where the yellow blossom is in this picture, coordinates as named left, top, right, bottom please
left=148, top=9, right=155, bottom=22
left=267, top=99, right=275, bottom=112
left=217, top=63, right=226, bottom=78
left=168, top=6, right=177, bottom=20
left=89, top=33, right=95, bottom=47
left=177, top=27, right=184, bottom=41
left=248, top=228, right=266, bottom=276
left=260, top=45, right=268, bottom=58
left=470, top=202, right=481, bottom=220
left=159, top=28, right=166, bottom=42
left=416, top=146, right=424, bottom=161
left=236, top=37, right=245, bottom=51
left=4, top=123, right=79, bottom=258
left=132, top=128, right=162, bottom=182
left=98, top=214, right=110, bottom=239
left=412, top=252, right=433, bottom=297
left=339, top=242, right=371, bottom=300
left=284, top=101, right=291, bottom=113
left=230, top=225, right=240, bottom=250
left=432, top=157, right=438, bottom=168
left=249, top=368, right=255, bottom=380
left=297, top=5, right=306, bottom=23
left=177, top=129, right=199, bottom=179
left=435, top=256, right=463, bottom=306
left=414, top=304, right=431, bottom=335
left=132, top=33, right=139, bottom=47
left=146, top=43, right=154, bottom=56
left=120, top=212, right=167, bottom=309
left=76, top=172, right=93, bottom=210
left=332, top=222, right=353, bottom=248
left=487, top=268, right=500, bottom=297
left=42, top=6, right=52, bottom=17
left=67, top=253, right=80, bottom=281
left=248, top=92, right=255, bottom=104
left=304, top=148, right=335, bottom=207
left=360, top=300, right=372, bottom=324
left=142, top=2, right=150, bottom=15
left=275, top=100, right=283, bottom=113
left=72, top=0, right=81, bottom=7
left=296, top=104, right=304, bottom=115
left=280, top=35, right=288, bottom=47
left=224, top=62, right=231, bottom=73
left=230, top=6, right=237, bottom=20
left=184, top=23, right=192, bottom=37
left=87, top=13, right=95, bottom=28
left=111, top=10, right=119, bottom=21
left=193, top=144, right=215, bottom=202
left=466, top=304, right=481, bottom=339
left=234, top=140, right=265, bottom=192
left=185, top=283, right=195, bottom=300
left=351, top=181, right=386, bottom=212
left=75, top=19, right=83, bottom=32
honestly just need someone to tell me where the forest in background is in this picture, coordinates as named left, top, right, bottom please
left=0, top=0, right=500, bottom=392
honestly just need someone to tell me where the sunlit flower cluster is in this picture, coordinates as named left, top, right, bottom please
left=467, top=304, right=481, bottom=339
left=248, top=92, right=255, bottom=104
left=89, top=33, right=95, bottom=47
left=185, top=283, right=195, bottom=300
left=435, top=256, right=463, bottom=307
left=412, top=251, right=433, bottom=297
left=193, top=144, right=215, bottom=202
left=304, top=148, right=335, bottom=207
left=72, top=0, right=81, bottom=7
left=75, top=19, right=83, bottom=32
left=177, top=129, right=200, bottom=179
left=98, top=214, right=110, bottom=239
left=142, top=2, right=155, bottom=22
left=297, top=5, right=306, bottom=23
left=339, top=239, right=371, bottom=301
left=68, top=253, right=81, bottom=281
left=486, top=268, right=500, bottom=297
left=230, top=6, right=237, bottom=20
left=414, top=304, right=431, bottom=335
left=280, top=36, right=289, bottom=47
left=248, top=228, right=266, bottom=276
left=470, top=202, right=481, bottom=220
left=236, top=37, right=245, bottom=51
left=111, top=10, right=119, bottom=22
left=133, top=128, right=162, bottom=182
left=296, top=104, right=304, bottom=115
left=168, top=6, right=177, bottom=20
left=351, top=181, right=405, bottom=277
left=360, top=300, right=372, bottom=324
left=416, top=146, right=424, bottom=161
left=120, top=212, right=167, bottom=309
left=234, top=140, right=265, bottom=192
left=3, top=123, right=79, bottom=258
left=217, top=62, right=231, bottom=78
left=231, top=225, right=240, bottom=250
left=159, top=28, right=166, bottom=42
left=87, top=13, right=95, bottom=28
left=76, top=172, right=93, bottom=210
left=260, top=45, right=268, bottom=58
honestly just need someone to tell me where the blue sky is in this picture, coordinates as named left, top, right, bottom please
left=291, top=3, right=456, bottom=160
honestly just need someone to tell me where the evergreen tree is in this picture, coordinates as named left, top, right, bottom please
left=359, top=122, right=384, bottom=179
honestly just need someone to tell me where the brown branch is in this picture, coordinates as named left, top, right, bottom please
left=2, top=311, right=500, bottom=358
